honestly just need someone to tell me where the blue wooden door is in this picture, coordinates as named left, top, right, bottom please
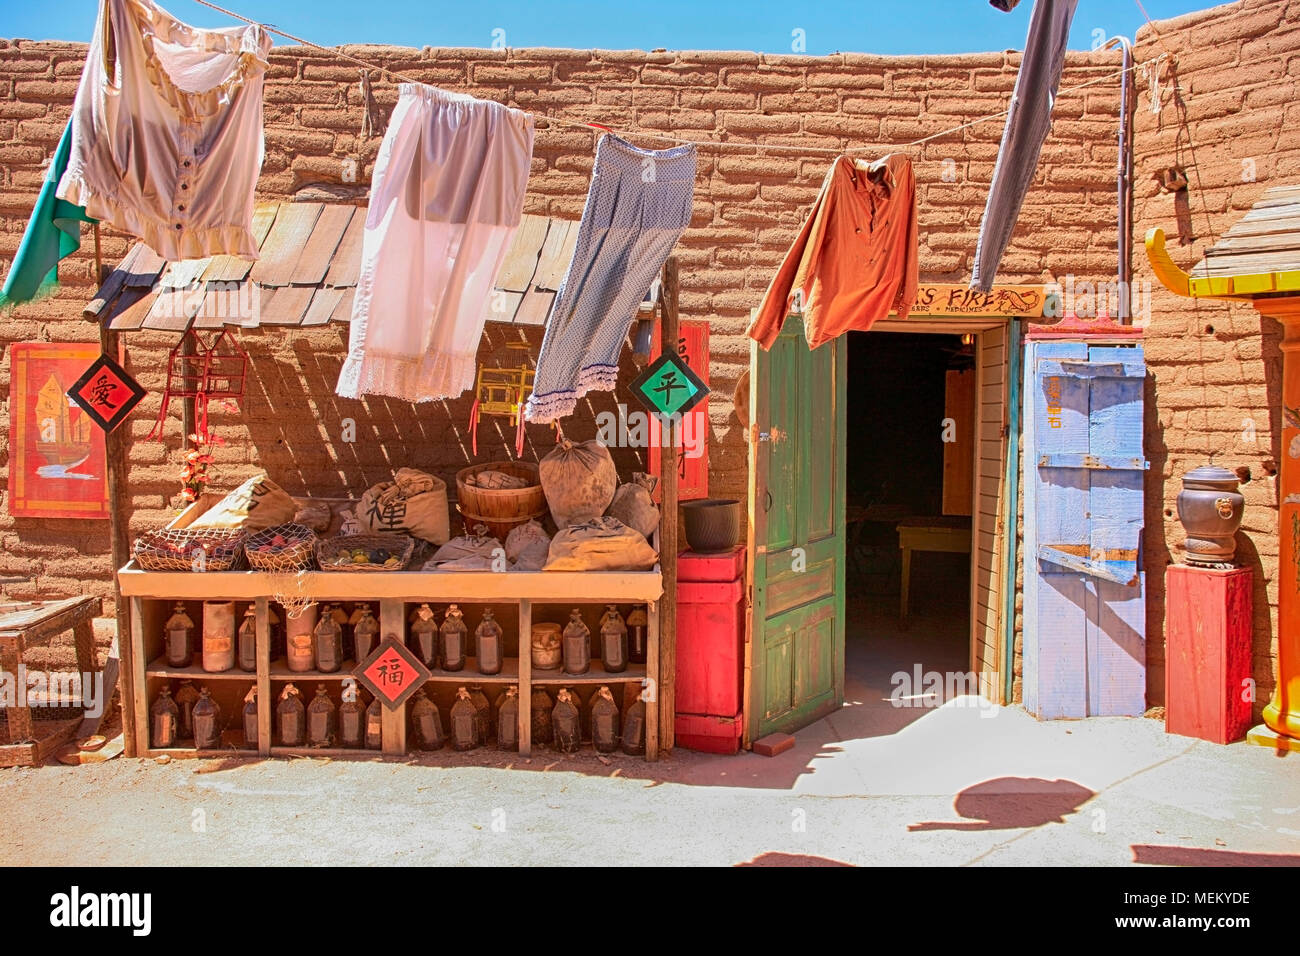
left=1023, top=342, right=1148, bottom=718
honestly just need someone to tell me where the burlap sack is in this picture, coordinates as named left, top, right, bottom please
left=424, top=527, right=503, bottom=570
left=357, top=468, right=450, bottom=545
left=505, top=519, right=551, bottom=572
left=544, top=516, right=658, bottom=572
left=471, top=469, right=530, bottom=490
left=605, top=472, right=660, bottom=540
left=539, top=439, right=617, bottom=528
left=293, top=500, right=332, bottom=533
left=189, top=473, right=297, bottom=531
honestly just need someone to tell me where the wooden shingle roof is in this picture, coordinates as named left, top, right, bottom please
left=1147, top=184, right=1300, bottom=299
left=84, top=202, right=580, bottom=332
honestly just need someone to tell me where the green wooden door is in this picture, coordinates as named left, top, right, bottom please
left=747, top=315, right=847, bottom=741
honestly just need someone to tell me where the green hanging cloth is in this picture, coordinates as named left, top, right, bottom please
left=0, top=120, right=97, bottom=310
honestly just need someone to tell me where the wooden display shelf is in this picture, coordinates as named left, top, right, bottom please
left=270, top=746, right=380, bottom=758
left=125, top=574, right=662, bottom=761
left=269, top=659, right=359, bottom=680
left=531, top=662, right=647, bottom=685
left=118, top=564, right=664, bottom=603
left=427, top=657, right=520, bottom=683
left=146, top=658, right=258, bottom=680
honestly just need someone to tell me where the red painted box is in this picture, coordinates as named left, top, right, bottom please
left=1165, top=564, right=1253, bottom=744
left=674, top=548, right=746, bottom=754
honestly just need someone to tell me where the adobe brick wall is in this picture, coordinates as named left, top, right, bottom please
left=1132, top=0, right=1297, bottom=713
left=0, top=32, right=1126, bottom=619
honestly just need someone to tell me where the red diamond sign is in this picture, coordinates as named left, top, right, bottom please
left=67, top=353, right=146, bottom=433
left=354, top=635, right=431, bottom=710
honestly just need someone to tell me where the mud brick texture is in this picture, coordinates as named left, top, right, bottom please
left=0, top=0, right=1294, bottom=716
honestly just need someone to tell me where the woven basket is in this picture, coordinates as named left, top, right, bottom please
left=456, top=461, right=546, bottom=540
left=245, top=523, right=317, bottom=572
left=134, top=527, right=248, bottom=572
left=315, top=533, right=415, bottom=572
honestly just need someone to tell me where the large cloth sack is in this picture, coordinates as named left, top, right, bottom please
left=539, top=439, right=617, bottom=528
left=189, top=474, right=297, bottom=531
left=423, top=528, right=503, bottom=570
left=505, top=519, right=551, bottom=572
left=357, top=468, right=450, bottom=545
left=605, top=472, right=660, bottom=540
left=544, top=516, right=658, bottom=572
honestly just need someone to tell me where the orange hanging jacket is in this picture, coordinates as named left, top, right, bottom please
left=747, top=154, right=919, bottom=350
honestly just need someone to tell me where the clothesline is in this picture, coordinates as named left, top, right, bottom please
left=192, top=0, right=1168, bottom=157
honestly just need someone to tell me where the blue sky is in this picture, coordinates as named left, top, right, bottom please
left=3, top=0, right=1219, bottom=54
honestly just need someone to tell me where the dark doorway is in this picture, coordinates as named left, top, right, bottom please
left=844, top=330, right=973, bottom=712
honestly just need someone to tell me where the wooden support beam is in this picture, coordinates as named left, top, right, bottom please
left=518, top=599, right=532, bottom=757
left=658, top=256, right=680, bottom=754
left=100, top=325, right=137, bottom=756
left=255, top=597, right=272, bottom=756
left=379, top=598, right=406, bottom=755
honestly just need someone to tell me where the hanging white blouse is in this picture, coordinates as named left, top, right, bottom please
left=336, top=83, right=535, bottom=403
left=56, top=0, right=272, bottom=261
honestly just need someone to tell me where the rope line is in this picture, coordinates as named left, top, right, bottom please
left=194, top=0, right=1166, bottom=156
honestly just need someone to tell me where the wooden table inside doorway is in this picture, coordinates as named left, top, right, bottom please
left=897, top=516, right=972, bottom=619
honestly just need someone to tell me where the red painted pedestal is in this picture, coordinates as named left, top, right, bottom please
left=1165, top=564, right=1253, bottom=744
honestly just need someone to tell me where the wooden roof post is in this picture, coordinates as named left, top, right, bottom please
left=658, top=257, right=680, bottom=754
left=99, top=324, right=137, bottom=756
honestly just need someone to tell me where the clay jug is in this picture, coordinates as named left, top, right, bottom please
left=622, top=695, right=646, bottom=756
left=150, top=687, right=179, bottom=749
left=307, top=685, right=337, bottom=747
left=313, top=606, right=343, bottom=673
left=164, top=603, right=195, bottom=668
left=562, top=609, right=590, bottom=675
left=237, top=606, right=257, bottom=672
left=202, top=601, right=236, bottom=673
left=441, top=605, right=468, bottom=672
left=450, top=687, right=479, bottom=751
left=553, top=688, right=581, bottom=753
left=599, top=606, right=628, bottom=673
left=410, top=603, right=439, bottom=669
left=591, top=686, right=620, bottom=753
left=531, top=687, right=554, bottom=746
left=174, top=680, right=200, bottom=739
left=410, top=690, right=445, bottom=751
left=339, top=680, right=363, bottom=748
left=285, top=604, right=317, bottom=672
left=365, top=697, right=383, bottom=750
left=192, top=687, right=221, bottom=749
left=627, top=607, right=648, bottom=664
left=496, top=686, right=520, bottom=751
left=277, top=684, right=305, bottom=746
left=241, top=687, right=258, bottom=748
left=469, top=684, right=491, bottom=744
left=475, top=609, right=503, bottom=675
left=1177, top=465, right=1247, bottom=566
left=353, top=605, right=380, bottom=663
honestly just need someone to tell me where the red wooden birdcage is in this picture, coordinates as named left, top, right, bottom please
left=148, top=328, right=250, bottom=439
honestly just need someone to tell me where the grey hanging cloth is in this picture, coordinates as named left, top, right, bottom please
left=970, top=0, right=1078, bottom=291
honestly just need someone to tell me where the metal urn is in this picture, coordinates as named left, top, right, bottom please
left=1176, top=465, right=1246, bottom=566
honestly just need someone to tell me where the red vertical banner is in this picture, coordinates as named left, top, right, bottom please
left=649, top=320, right=709, bottom=501
left=7, top=342, right=109, bottom=519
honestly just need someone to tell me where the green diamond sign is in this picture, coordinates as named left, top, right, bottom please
left=630, top=351, right=709, bottom=419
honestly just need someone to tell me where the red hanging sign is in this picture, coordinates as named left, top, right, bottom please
left=648, top=319, right=710, bottom=501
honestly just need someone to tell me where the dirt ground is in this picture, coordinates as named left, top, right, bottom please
left=3, top=695, right=1299, bottom=867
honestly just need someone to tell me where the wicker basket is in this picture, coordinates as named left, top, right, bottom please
left=134, top=527, right=248, bottom=572
left=245, top=523, right=317, bottom=572
left=315, top=533, right=415, bottom=572
left=455, top=460, right=546, bottom=540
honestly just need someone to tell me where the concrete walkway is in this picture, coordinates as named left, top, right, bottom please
left=2, top=612, right=1297, bottom=865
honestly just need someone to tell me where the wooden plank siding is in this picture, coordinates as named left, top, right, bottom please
left=970, top=324, right=1008, bottom=700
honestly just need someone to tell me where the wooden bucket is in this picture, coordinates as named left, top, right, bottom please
left=455, top=461, right=547, bottom=540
